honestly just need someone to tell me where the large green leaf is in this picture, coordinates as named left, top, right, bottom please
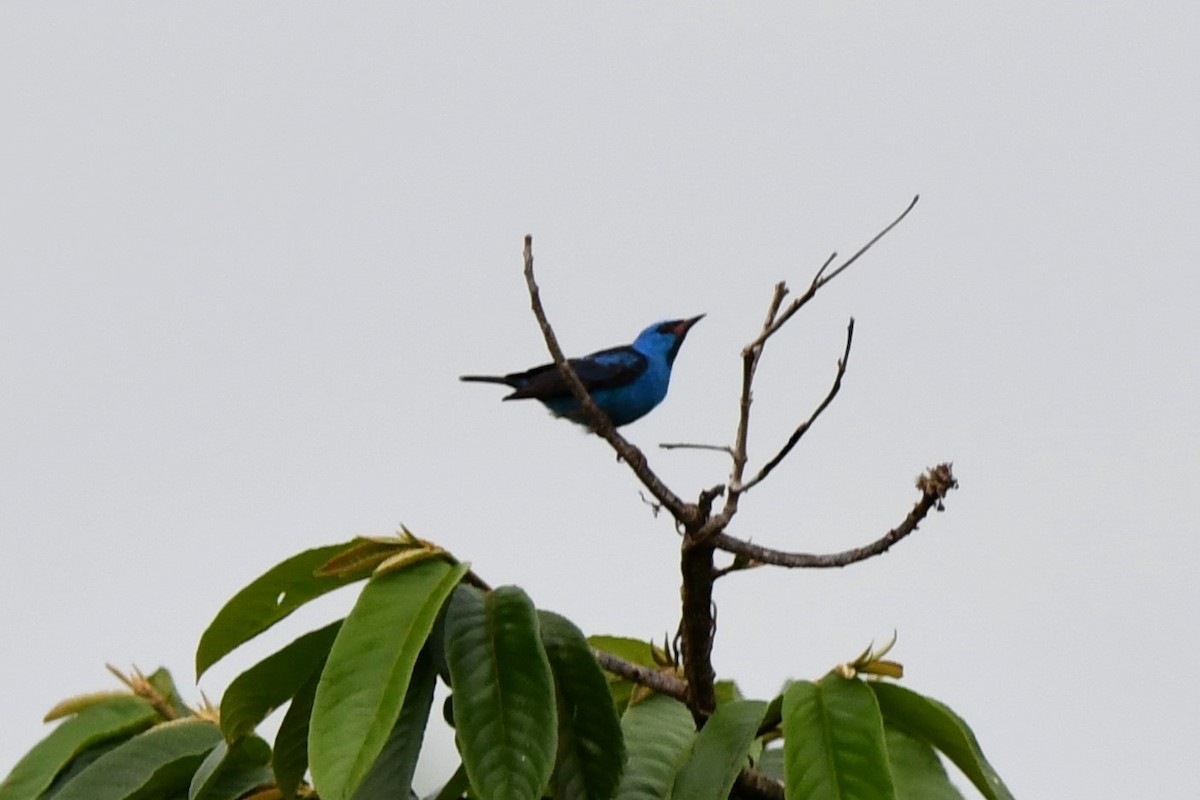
left=220, top=620, right=342, bottom=740
left=869, top=683, right=1013, bottom=800
left=884, top=727, right=965, bottom=800
left=37, top=740, right=125, bottom=799
left=187, top=736, right=272, bottom=800
left=350, top=649, right=437, bottom=799
left=272, top=670, right=319, bottom=800
left=541, top=611, right=625, bottom=800
left=310, top=559, right=468, bottom=800
left=51, top=718, right=222, bottom=800
left=671, top=699, right=767, bottom=800
left=196, top=540, right=361, bottom=678
left=612, top=693, right=695, bottom=800
left=0, top=696, right=156, bottom=800
left=782, top=676, right=895, bottom=800
left=444, top=585, right=557, bottom=800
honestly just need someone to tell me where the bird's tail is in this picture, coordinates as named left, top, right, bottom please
left=459, top=374, right=515, bottom=386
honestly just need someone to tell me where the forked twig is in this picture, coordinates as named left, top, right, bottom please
left=735, top=318, right=855, bottom=494
left=748, top=195, right=919, bottom=352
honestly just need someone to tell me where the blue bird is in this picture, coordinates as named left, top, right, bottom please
left=460, top=315, right=704, bottom=427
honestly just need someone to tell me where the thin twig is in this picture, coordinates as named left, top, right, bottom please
left=732, top=281, right=791, bottom=485
left=818, top=195, right=919, bottom=287
left=693, top=281, right=791, bottom=541
left=735, top=319, right=855, bottom=494
left=713, top=464, right=957, bottom=569
left=810, top=251, right=838, bottom=285
left=659, top=442, right=735, bottom=456
left=748, top=196, right=919, bottom=353
left=763, top=280, right=790, bottom=327
left=520, top=235, right=697, bottom=526
left=592, top=648, right=689, bottom=702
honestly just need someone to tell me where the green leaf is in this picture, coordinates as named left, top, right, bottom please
left=884, top=727, right=965, bottom=800
left=759, top=689, right=788, bottom=737
left=51, top=718, right=222, bottom=800
left=196, top=540, right=362, bottom=678
left=869, top=683, right=1013, bottom=800
left=220, top=620, right=342, bottom=740
left=310, top=559, right=468, bottom=800
left=147, top=668, right=193, bottom=719
left=188, top=736, right=272, bottom=800
left=756, top=746, right=785, bottom=782
left=713, top=680, right=744, bottom=706
left=612, top=693, right=695, bottom=800
left=43, top=692, right=142, bottom=722
left=350, top=648, right=437, bottom=799
left=0, top=697, right=156, bottom=800
left=540, top=611, right=625, bottom=800
left=671, top=700, right=767, bottom=800
left=37, top=740, right=125, bottom=799
left=445, top=585, right=557, bottom=800
left=272, top=670, right=319, bottom=800
left=782, top=676, right=895, bottom=800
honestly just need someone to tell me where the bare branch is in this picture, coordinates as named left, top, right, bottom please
left=696, top=196, right=921, bottom=545
left=713, top=464, right=958, bottom=569
left=748, top=195, right=919, bottom=353
left=688, top=281, right=792, bottom=544
left=732, top=281, right=791, bottom=484
left=810, top=250, right=838, bottom=285
left=591, top=648, right=689, bottom=702
left=735, top=319, right=855, bottom=494
left=817, top=194, right=919, bottom=288
left=762, top=279, right=789, bottom=328
left=521, top=235, right=698, bottom=526
left=733, top=768, right=785, bottom=800
left=677, top=543, right=717, bottom=714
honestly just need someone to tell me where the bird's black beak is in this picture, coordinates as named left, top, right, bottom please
left=676, top=314, right=705, bottom=336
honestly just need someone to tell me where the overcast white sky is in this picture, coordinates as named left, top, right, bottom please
left=3, top=4, right=1198, bottom=797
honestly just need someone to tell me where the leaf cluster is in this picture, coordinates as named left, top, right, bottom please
left=2, top=534, right=1011, bottom=800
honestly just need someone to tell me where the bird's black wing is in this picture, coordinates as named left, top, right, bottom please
left=504, top=345, right=648, bottom=401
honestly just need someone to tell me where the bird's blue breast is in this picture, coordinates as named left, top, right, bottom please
left=544, top=359, right=672, bottom=427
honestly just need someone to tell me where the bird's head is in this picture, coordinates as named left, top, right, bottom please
left=633, top=314, right=705, bottom=365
